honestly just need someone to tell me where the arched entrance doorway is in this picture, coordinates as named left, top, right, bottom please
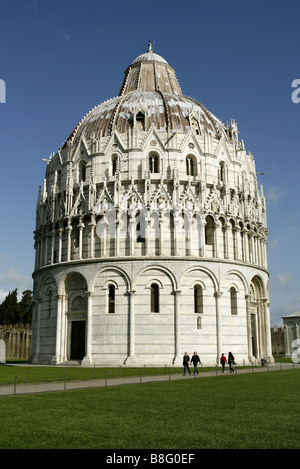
left=65, top=273, right=88, bottom=361
left=70, top=320, right=86, bottom=360
left=249, top=276, right=265, bottom=359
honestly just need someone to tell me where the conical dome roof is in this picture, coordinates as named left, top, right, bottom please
left=118, top=41, right=182, bottom=96
left=63, top=43, right=228, bottom=148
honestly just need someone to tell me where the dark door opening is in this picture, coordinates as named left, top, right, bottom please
left=70, top=321, right=86, bottom=360
left=251, top=313, right=258, bottom=358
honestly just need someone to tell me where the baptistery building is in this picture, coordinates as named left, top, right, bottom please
left=30, top=43, right=273, bottom=366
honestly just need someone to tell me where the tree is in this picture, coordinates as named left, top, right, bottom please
left=18, top=290, right=33, bottom=324
left=0, top=289, right=20, bottom=324
left=0, top=289, right=33, bottom=325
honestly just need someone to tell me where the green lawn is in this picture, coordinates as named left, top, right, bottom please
left=0, top=363, right=228, bottom=386
left=0, top=365, right=185, bottom=385
left=2, top=359, right=290, bottom=386
left=0, top=369, right=299, bottom=449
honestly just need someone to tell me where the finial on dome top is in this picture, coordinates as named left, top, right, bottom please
left=147, top=40, right=153, bottom=53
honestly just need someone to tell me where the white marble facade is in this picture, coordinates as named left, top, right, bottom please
left=283, top=312, right=300, bottom=359
left=30, top=43, right=273, bottom=366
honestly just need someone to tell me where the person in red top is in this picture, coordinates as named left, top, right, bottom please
left=220, top=353, right=227, bottom=373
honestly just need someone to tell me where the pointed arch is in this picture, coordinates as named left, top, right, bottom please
left=79, top=159, right=87, bottom=182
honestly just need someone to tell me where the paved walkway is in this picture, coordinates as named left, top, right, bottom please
left=0, top=364, right=298, bottom=396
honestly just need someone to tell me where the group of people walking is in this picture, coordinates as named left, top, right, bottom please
left=182, top=351, right=235, bottom=375
left=182, top=351, right=201, bottom=375
left=220, top=352, right=235, bottom=373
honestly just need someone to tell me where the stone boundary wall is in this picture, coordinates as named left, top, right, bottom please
left=0, top=325, right=32, bottom=360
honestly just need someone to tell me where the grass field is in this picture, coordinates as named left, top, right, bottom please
left=0, top=369, right=299, bottom=449
left=0, top=359, right=293, bottom=386
left=0, top=364, right=186, bottom=385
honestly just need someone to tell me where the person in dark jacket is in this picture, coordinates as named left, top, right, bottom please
left=191, top=351, right=201, bottom=374
left=183, top=352, right=191, bottom=375
left=228, top=352, right=235, bottom=373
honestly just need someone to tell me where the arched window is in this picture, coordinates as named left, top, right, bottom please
left=108, top=284, right=115, bottom=314
left=197, top=316, right=202, bottom=330
left=191, top=117, right=200, bottom=135
left=186, top=156, right=197, bottom=176
left=249, top=284, right=256, bottom=302
left=150, top=283, right=159, bottom=313
left=205, top=216, right=214, bottom=245
left=149, top=153, right=159, bottom=173
left=72, top=226, right=80, bottom=249
left=136, top=211, right=145, bottom=243
left=194, top=284, right=203, bottom=314
left=112, top=155, right=119, bottom=176
left=219, top=161, right=226, bottom=183
left=79, top=160, right=86, bottom=182
left=136, top=111, right=145, bottom=131
left=230, top=287, right=237, bottom=315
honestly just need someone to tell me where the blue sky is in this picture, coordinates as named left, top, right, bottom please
left=0, top=0, right=299, bottom=326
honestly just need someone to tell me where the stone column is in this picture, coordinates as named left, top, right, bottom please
left=50, top=228, right=56, bottom=264
left=224, top=223, right=230, bottom=259
left=115, top=217, right=120, bottom=256
left=89, top=216, right=96, bottom=258
left=78, top=219, right=84, bottom=259
left=60, top=295, right=67, bottom=361
left=214, top=221, right=221, bottom=258
left=51, top=294, right=63, bottom=364
left=215, top=291, right=223, bottom=361
left=254, top=235, right=258, bottom=264
left=187, top=217, right=193, bottom=256
left=174, top=216, right=180, bottom=256
left=129, top=218, right=135, bottom=256
left=262, top=298, right=272, bottom=359
left=263, top=240, right=268, bottom=269
left=35, top=298, right=42, bottom=362
left=34, top=238, right=40, bottom=270
left=256, top=236, right=260, bottom=265
left=203, top=219, right=207, bottom=257
left=249, top=232, right=254, bottom=263
left=44, top=231, right=48, bottom=265
left=245, top=294, right=253, bottom=361
left=296, top=323, right=300, bottom=342
left=159, top=214, right=164, bottom=255
left=198, top=216, right=205, bottom=257
left=82, top=291, right=93, bottom=365
left=174, top=290, right=181, bottom=362
left=66, top=224, right=72, bottom=262
left=145, top=215, right=151, bottom=255
left=284, top=324, right=289, bottom=357
left=243, top=230, right=249, bottom=263
left=236, top=226, right=242, bottom=260
left=257, top=299, right=264, bottom=358
left=58, top=226, right=63, bottom=263
left=102, top=217, right=108, bottom=257
left=128, top=290, right=136, bottom=358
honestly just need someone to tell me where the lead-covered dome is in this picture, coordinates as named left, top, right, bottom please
left=63, top=42, right=229, bottom=148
